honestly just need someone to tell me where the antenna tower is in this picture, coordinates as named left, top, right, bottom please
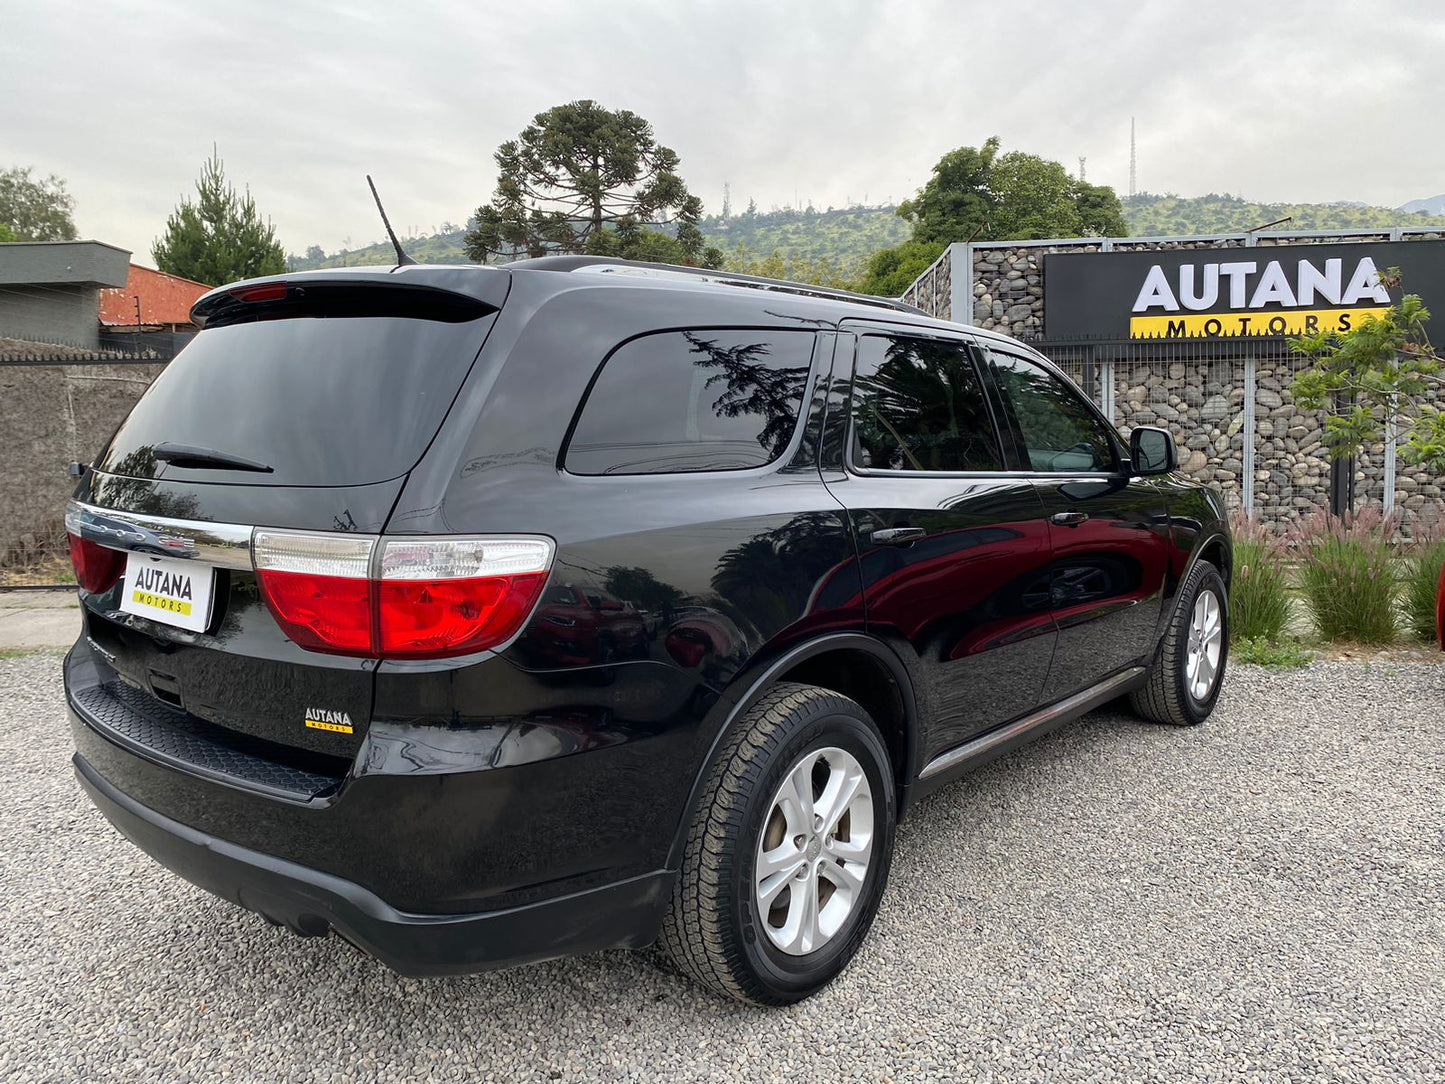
left=1129, top=118, right=1137, bottom=198
left=1078, top=156, right=1086, bottom=182
left=722, top=182, right=731, bottom=221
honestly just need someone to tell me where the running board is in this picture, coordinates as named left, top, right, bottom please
left=918, top=666, right=1146, bottom=781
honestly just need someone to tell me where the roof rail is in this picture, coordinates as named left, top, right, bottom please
left=507, top=255, right=926, bottom=316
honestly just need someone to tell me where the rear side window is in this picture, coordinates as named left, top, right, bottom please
left=565, top=329, right=815, bottom=475
left=850, top=334, right=1002, bottom=472
left=98, top=295, right=497, bottom=487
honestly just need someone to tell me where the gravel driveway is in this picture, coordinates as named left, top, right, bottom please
left=2, top=651, right=1441, bottom=1082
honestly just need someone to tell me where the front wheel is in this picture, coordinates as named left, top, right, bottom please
left=659, top=683, right=896, bottom=1005
left=1131, top=559, right=1228, bottom=726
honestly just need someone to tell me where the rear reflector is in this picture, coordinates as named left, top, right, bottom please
left=252, top=532, right=553, bottom=659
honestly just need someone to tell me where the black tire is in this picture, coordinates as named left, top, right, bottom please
left=659, top=682, right=896, bottom=1005
left=1130, top=559, right=1228, bottom=726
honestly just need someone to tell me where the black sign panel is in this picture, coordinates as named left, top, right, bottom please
left=1043, top=239, right=1445, bottom=339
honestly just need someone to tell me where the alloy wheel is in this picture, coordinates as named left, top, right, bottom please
left=1185, top=588, right=1223, bottom=701
left=753, top=746, right=874, bottom=956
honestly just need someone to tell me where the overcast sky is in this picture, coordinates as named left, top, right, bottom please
left=4, top=0, right=1442, bottom=263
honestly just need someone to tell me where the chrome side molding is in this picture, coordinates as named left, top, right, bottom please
left=65, top=500, right=255, bottom=571
left=918, top=666, right=1146, bottom=781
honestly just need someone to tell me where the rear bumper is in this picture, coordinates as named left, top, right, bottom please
left=75, top=753, right=672, bottom=975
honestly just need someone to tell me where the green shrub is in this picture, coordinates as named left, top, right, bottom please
left=1228, top=511, right=1292, bottom=642
left=1293, top=507, right=1398, bottom=644
left=1233, top=636, right=1312, bottom=669
left=1403, top=525, right=1445, bottom=642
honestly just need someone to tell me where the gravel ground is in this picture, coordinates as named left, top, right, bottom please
left=2, top=651, right=1441, bottom=1083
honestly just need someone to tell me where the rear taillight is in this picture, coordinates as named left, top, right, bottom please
left=67, top=532, right=125, bottom=594
left=253, top=533, right=375, bottom=654
left=252, top=532, right=553, bottom=659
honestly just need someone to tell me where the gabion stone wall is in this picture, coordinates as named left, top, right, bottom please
left=900, top=250, right=952, bottom=321
left=905, top=233, right=1445, bottom=528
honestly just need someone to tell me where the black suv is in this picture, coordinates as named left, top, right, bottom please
left=64, top=258, right=1230, bottom=1005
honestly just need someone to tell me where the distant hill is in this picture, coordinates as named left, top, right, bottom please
left=700, top=205, right=909, bottom=276
left=287, top=228, right=471, bottom=271
left=1400, top=194, right=1445, bottom=216
left=289, top=194, right=1445, bottom=277
left=288, top=204, right=911, bottom=276
left=1123, top=193, right=1445, bottom=236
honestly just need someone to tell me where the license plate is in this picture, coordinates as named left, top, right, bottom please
left=119, top=552, right=215, bottom=633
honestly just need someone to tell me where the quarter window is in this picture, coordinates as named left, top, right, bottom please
left=566, top=330, right=815, bottom=475
left=849, top=335, right=1002, bottom=472
left=989, top=352, right=1117, bottom=473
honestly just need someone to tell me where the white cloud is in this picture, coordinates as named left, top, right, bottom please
left=3, top=0, right=1441, bottom=260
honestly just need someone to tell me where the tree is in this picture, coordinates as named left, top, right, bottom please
left=0, top=166, right=78, bottom=240
left=0, top=222, right=15, bottom=243
left=857, top=138, right=1129, bottom=296
left=152, top=149, right=286, bottom=286
left=897, top=138, right=1000, bottom=246
left=1290, top=269, right=1445, bottom=474
left=989, top=152, right=1082, bottom=239
left=1075, top=181, right=1129, bottom=237
left=898, top=138, right=1128, bottom=244
left=465, top=100, right=720, bottom=267
left=855, top=239, right=946, bottom=297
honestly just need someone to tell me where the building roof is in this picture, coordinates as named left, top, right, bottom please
left=0, top=240, right=130, bottom=288
left=99, top=264, right=209, bottom=327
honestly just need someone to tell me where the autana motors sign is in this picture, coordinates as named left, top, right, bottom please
left=1043, top=240, right=1445, bottom=339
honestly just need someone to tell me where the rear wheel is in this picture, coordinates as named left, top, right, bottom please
left=659, top=683, right=896, bottom=1005
left=1131, top=559, right=1228, bottom=726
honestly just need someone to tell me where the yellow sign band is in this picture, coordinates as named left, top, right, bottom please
left=1129, top=307, right=1388, bottom=339
left=305, top=718, right=354, bottom=734
left=131, top=590, right=193, bottom=616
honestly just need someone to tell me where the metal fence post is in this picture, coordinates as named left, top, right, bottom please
left=1242, top=357, right=1256, bottom=516
left=1101, top=357, right=1115, bottom=423
left=948, top=242, right=972, bottom=326
left=1383, top=393, right=1398, bottom=516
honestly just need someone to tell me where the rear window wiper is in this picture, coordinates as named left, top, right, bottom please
left=152, top=442, right=274, bottom=474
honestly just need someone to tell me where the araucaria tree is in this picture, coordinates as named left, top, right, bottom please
left=152, top=149, right=286, bottom=286
left=465, top=100, right=722, bottom=268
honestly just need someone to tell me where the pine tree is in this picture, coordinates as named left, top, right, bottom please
left=152, top=149, right=286, bottom=286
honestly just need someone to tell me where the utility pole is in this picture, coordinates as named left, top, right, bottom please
left=1129, top=117, right=1137, bottom=199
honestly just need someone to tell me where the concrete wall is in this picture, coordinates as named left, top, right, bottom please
left=0, top=283, right=106, bottom=348
left=0, top=361, right=164, bottom=567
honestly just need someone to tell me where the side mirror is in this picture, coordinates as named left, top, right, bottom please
left=1130, top=426, right=1178, bottom=476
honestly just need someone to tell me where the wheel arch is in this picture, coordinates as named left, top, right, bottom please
left=665, top=632, right=921, bottom=870
left=1192, top=529, right=1233, bottom=592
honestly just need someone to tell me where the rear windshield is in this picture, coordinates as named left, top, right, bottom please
left=98, top=308, right=497, bottom=487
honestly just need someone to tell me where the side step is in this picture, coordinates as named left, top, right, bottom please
left=918, top=666, right=1145, bottom=782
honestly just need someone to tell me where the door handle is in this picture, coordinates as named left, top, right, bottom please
left=1050, top=511, right=1089, bottom=527
left=871, top=526, right=926, bottom=545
